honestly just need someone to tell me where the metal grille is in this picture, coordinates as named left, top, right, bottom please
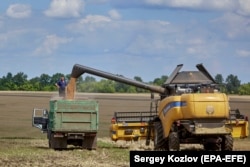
left=115, top=112, right=157, bottom=122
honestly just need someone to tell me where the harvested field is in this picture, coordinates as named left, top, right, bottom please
left=0, top=91, right=249, bottom=166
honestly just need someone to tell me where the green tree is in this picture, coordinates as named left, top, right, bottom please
left=133, top=76, right=147, bottom=93
left=39, top=74, right=51, bottom=90
left=239, top=83, right=250, bottom=95
left=84, top=76, right=96, bottom=82
left=29, top=77, right=41, bottom=90
left=12, top=72, right=28, bottom=90
left=78, top=76, right=97, bottom=92
left=214, top=74, right=224, bottom=84
left=225, top=74, right=241, bottom=94
left=114, top=81, right=129, bottom=93
left=97, top=79, right=115, bottom=93
left=153, top=75, right=168, bottom=86
left=112, top=75, right=130, bottom=93
left=0, top=72, right=14, bottom=90
left=134, top=76, right=143, bottom=82
left=214, top=74, right=226, bottom=93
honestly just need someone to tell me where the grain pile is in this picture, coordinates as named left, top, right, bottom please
left=66, top=77, right=77, bottom=100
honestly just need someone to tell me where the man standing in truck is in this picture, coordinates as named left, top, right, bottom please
left=55, top=76, right=67, bottom=97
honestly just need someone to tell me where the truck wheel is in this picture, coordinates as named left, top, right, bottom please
left=221, top=134, right=233, bottom=151
left=49, top=133, right=67, bottom=150
left=154, top=122, right=168, bottom=150
left=49, top=133, right=56, bottom=149
left=48, top=131, right=52, bottom=148
left=82, top=134, right=97, bottom=150
left=168, top=132, right=180, bottom=151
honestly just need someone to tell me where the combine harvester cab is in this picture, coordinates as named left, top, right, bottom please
left=32, top=99, right=99, bottom=150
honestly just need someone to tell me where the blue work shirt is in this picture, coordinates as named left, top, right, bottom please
left=57, top=80, right=67, bottom=90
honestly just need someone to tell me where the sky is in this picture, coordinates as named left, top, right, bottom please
left=0, top=0, right=250, bottom=84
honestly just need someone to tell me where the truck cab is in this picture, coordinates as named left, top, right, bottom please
left=32, top=108, right=49, bottom=133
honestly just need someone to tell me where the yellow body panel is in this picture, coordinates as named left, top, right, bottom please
left=194, top=126, right=231, bottom=134
left=181, top=93, right=229, bottom=118
left=226, top=120, right=249, bottom=138
left=110, top=122, right=152, bottom=141
left=159, top=93, right=230, bottom=138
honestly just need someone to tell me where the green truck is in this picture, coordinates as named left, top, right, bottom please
left=32, top=99, right=99, bottom=150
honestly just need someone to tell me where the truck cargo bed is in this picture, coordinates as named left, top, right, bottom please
left=49, top=100, right=99, bottom=132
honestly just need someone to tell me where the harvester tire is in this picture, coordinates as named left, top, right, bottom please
left=203, top=142, right=220, bottom=151
left=221, top=134, right=233, bottom=151
left=154, top=121, right=168, bottom=150
left=168, top=132, right=180, bottom=151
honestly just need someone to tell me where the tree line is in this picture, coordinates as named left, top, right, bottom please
left=0, top=72, right=250, bottom=95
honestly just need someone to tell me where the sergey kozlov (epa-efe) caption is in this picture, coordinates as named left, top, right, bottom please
left=130, top=151, right=250, bottom=167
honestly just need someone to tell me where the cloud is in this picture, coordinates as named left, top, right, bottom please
left=67, top=14, right=173, bottom=50
left=67, top=14, right=112, bottom=33
left=211, top=13, right=250, bottom=39
left=44, top=0, right=84, bottom=18
left=111, top=0, right=250, bottom=16
left=236, top=50, right=250, bottom=57
left=145, top=0, right=238, bottom=12
left=146, top=0, right=204, bottom=8
left=80, top=15, right=111, bottom=24
left=34, top=35, right=72, bottom=55
left=6, top=4, right=31, bottom=19
left=237, top=0, right=250, bottom=16
left=108, top=9, right=121, bottom=20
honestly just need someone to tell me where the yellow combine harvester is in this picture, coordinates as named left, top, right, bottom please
left=110, top=109, right=249, bottom=142
left=68, top=63, right=249, bottom=151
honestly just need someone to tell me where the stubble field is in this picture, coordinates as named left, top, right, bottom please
left=0, top=91, right=249, bottom=167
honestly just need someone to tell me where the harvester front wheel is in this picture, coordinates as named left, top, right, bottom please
left=168, top=132, right=180, bottom=151
left=221, top=134, right=233, bottom=151
left=154, top=121, right=168, bottom=150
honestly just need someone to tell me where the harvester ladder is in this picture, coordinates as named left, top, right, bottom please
left=146, top=93, right=158, bottom=145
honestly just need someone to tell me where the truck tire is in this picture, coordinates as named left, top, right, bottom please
left=48, top=131, right=52, bottom=148
left=221, top=134, right=233, bottom=151
left=49, top=133, right=67, bottom=150
left=154, top=121, right=168, bottom=150
left=48, top=133, right=55, bottom=149
left=168, top=132, right=180, bottom=151
left=82, top=133, right=97, bottom=150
